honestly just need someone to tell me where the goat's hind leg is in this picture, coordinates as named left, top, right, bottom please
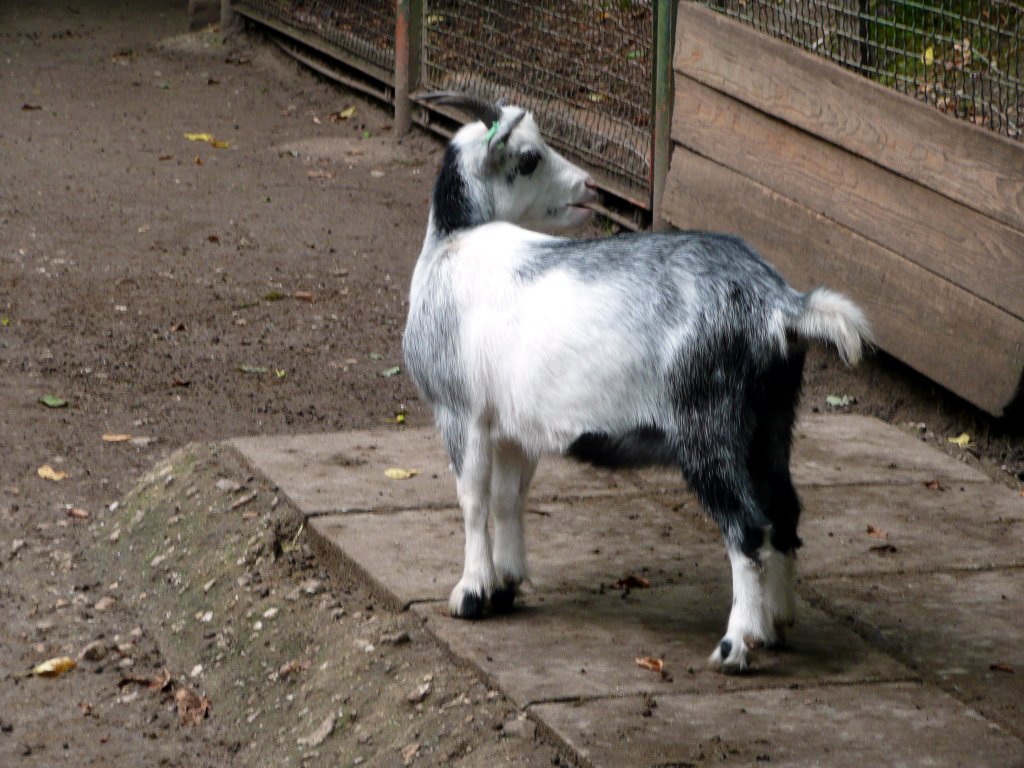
left=490, top=442, right=537, bottom=613
left=449, top=419, right=496, bottom=619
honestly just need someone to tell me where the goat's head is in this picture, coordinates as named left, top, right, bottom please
left=420, top=92, right=598, bottom=234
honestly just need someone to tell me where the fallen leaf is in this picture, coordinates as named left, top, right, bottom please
left=866, top=524, right=887, bottom=540
left=869, top=543, right=898, bottom=554
left=183, top=132, right=230, bottom=149
left=194, top=155, right=203, bottom=166
left=990, top=662, right=1015, bottom=674
left=278, top=659, right=310, bottom=678
left=947, top=432, right=971, bottom=448
left=67, top=507, right=90, bottom=520
left=924, top=46, right=935, bottom=65
left=924, top=479, right=947, bottom=491
left=37, top=464, right=69, bottom=482
left=384, top=468, right=418, bottom=480
left=175, top=686, right=211, bottom=726
left=635, top=656, right=664, bottom=673
left=381, top=365, right=402, bottom=377
left=102, top=433, right=132, bottom=442
left=825, top=394, right=851, bottom=408
left=21, top=103, right=43, bottom=111
left=330, top=105, right=357, bottom=121
left=293, top=291, right=315, bottom=302
left=613, top=574, right=650, bottom=589
left=307, top=169, right=334, bottom=179
left=39, top=394, right=67, bottom=408
left=32, top=656, right=77, bottom=678
left=158, top=154, right=172, bottom=161
left=236, top=364, right=268, bottom=375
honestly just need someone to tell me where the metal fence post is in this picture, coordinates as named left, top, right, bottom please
left=395, top=0, right=423, bottom=135
left=651, top=0, right=677, bottom=230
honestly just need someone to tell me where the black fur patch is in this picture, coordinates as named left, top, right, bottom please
left=432, top=143, right=475, bottom=236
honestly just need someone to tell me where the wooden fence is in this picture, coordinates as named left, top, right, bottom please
left=662, top=2, right=1024, bottom=417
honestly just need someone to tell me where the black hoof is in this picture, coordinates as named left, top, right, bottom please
left=455, top=592, right=485, bottom=619
left=490, top=584, right=518, bottom=613
left=718, top=638, right=733, bottom=659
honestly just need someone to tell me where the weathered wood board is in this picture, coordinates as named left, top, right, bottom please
left=671, top=74, right=1024, bottom=322
left=663, top=146, right=1024, bottom=416
left=674, top=2, right=1024, bottom=235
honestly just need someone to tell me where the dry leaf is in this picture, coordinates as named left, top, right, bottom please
left=612, top=574, right=650, bottom=589
left=866, top=524, right=887, bottom=540
left=32, top=656, right=77, bottom=678
left=103, top=433, right=132, bottom=442
left=307, top=169, right=333, bottom=179
left=947, top=432, right=971, bottom=448
left=175, top=686, right=211, bottom=726
left=183, top=132, right=230, bottom=149
left=402, top=741, right=421, bottom=766
left=990, top=662, right=1014, bottom=674
left=635, top=656, right=664, bottom=673
left=385, top=468, right=418, bottom=480
left=37, top=464, right=68, bottom=482
left=293, top=291, right=315, bottom=303
left=67, top=507, right=90, bottom=520
left=330, top=105, right=357, bottom=121
left=278, top=659, right=310, bottom=678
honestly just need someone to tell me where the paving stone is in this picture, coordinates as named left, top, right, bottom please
left=533, top=683, right=1023, bottom=767
left=798, top=482, right=1024, bottom=577
left=820, top=568, right=1024, bottom=739
left=231, top=429, right=636, bottom=515
left=308, top=496, right=723, bottom=605
left=415, top=586, right=911, bottom=707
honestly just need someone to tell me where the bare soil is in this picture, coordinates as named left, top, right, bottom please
left=0, top=1, right=1020, bottom=766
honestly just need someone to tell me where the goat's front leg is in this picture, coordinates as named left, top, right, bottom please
left=449, top=421, right=496, bottom=618
left=490, top=442, right=536, bottom=613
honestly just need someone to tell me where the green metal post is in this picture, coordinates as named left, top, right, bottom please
left=395, top=0, right=423, bottom=135
left=651, top=0, right=676, bottom=229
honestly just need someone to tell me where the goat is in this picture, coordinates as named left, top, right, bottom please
left=402, top=92, right=871, bottom=672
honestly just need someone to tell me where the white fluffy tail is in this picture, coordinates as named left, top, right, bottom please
left=794, top=288, right=872, bottom=366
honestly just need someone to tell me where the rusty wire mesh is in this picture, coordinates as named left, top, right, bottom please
left=700, top=0, right=1024, bottom=140
left=235, top=0, right=396, bottom=77
left=419, top=1, right=654, bottom=204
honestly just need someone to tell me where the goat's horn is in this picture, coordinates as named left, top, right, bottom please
left=415, top=91, right=502, bottom=126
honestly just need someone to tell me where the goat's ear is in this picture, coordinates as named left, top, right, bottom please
left=484, top=111, right=525, bottom=164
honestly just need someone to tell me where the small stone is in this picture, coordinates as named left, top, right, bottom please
left=190, top=664, right=203, bottom=678
left=216, top=478, right=241, bottom=494
left=406, top=681, right=431, bottom=705
left=262, top=607, right=279, bottom=619
left=501, top=716, right=536, bottom=740
left=79, top=640, right=107, bottom=662
left=11, top=539, right=25, bottom=556
left=300, top=578, right=324, bottom=596
left=94, top=596, right=116, bottom=612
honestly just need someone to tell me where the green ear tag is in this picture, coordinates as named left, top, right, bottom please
left=483, top=120, right=499, bottom=144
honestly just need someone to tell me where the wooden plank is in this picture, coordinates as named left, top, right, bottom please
left=671, top=74, right=1024, bottom=321
left=663, top=145, right=1024, bottom=416
left=673, top=2, right=1024, bottom=234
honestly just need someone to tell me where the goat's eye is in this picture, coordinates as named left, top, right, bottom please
left=517, top=151, right=541, bottom=176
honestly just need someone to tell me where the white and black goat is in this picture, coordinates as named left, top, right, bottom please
left=402, top=93, right=871, bottom=672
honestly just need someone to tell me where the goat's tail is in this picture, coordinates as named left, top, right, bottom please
left=792, top=287, right=873, bottom=366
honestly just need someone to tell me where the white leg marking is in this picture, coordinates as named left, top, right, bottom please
left=490, top=443, right=536, bottom=595
left=449, top=422, right=496, bottom=617
left=709, top=541, right=793, bottom=672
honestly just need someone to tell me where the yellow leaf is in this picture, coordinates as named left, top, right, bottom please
left=924, top=46, right=934, bottom=65
left=37, top=464, right=68, bottom=481
left=32, top=656, right=77, bottom=678
left=947, top=432, right=971, bottom=448
left=384, top=468, right=418, bottom=480
left=184, top=132, right=214, bottom=142
left=635, top=656, right=664, bottom=673
left=210, top=139, right=231, bottom=149
left=102, top=433, right=132, bottom=442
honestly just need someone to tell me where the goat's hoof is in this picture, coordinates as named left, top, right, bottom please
left=490, top=583, right=518, bottom=613
left=709, top=636, right=751, bottom=674
left=454, top=592, right=485, bottom=619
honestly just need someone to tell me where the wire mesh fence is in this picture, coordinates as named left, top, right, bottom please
left=418, top=1, right=654, bottom=203
left=236, top=0, right=396, bottom=78
left=700, top=0, right=1023, bottom=141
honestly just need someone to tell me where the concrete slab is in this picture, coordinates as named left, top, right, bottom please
left=308, top=496, right=723, bottom=606
left=821, top=568, right=1024, bottom=739
left=416, top=587, right=911, bottom=707
left=533, top=683, right=1023, bottom=767
left=798, top=482, right=1024, bottom=577
left=231, top=429, right=638, bottom=515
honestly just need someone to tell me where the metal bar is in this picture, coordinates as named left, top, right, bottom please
left=650, top=0, right=677, bottom=229
left=395, top=0, right=423, bottom=134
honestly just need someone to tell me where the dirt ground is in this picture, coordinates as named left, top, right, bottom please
left=1, top=1, right=1021, bottom=766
